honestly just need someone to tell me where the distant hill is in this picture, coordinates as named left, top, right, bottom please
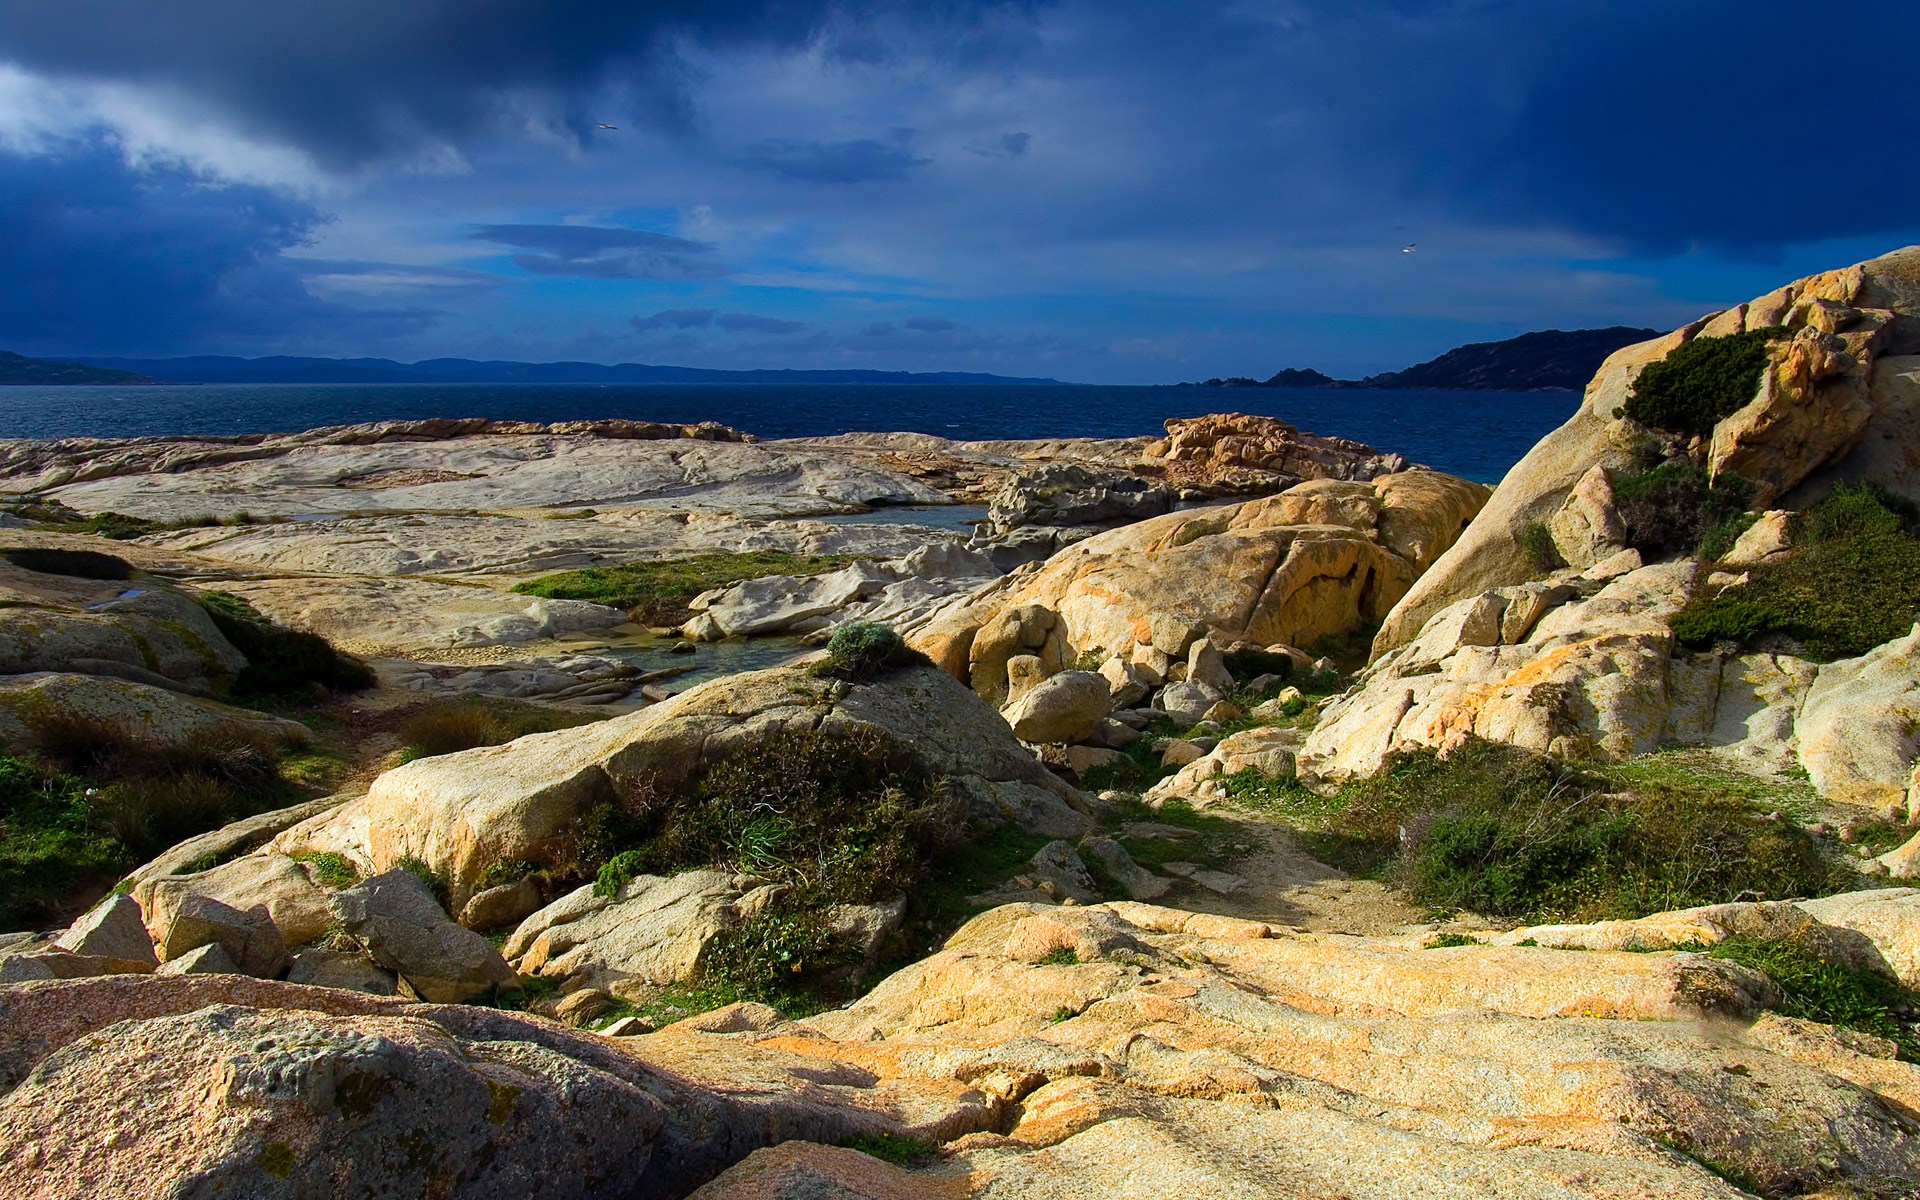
left=71, top=355, right=1062, bottom=387
left=0, top=350, right=154, bottom=386
left=1192, top=326, right=1661, bottom=392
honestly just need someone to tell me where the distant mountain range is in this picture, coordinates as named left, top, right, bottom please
left=64, top=355, right=1062, bottom=387
left=0, top=350, right=154, bottom=386
left=1188, top=326, right=1661, bottom=392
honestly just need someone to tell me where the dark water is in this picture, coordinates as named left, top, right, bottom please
left=0, top=382, right=1577, bottom=483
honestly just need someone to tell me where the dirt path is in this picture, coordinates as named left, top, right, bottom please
left=1147, top=809, right=1483, bottom=938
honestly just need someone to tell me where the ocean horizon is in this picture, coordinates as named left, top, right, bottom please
left=2, top=381, right=1576, bottom=484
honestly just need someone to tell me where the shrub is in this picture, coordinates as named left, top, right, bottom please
left=92, top=775, right=253, bottom=856
left=30, top=714, right=283, bottom=799
left=1612, top=463, right=1754, bottom=557
left=842, top=1133, right=939, bottom=1166
left=1622, top=328, right=1780, bottom=435
left=1672, top=483, right=1920, bottom=660
left=1518, top=521, right=1564, bottom=574
left=1322, top=741, right=1844, bottom=922
left=402, top=705, right=511, bottom=759
left=0, top=755, right=125, bottom=927
left=811, top=621, right=926, bottom=683
left=511, top=551, right=860, bottom=625
left=1, top=547, right=134, bottom=579
left=1704, top=935, right=1918, bottom=1060
left=198, top=591, right=374, bottom=699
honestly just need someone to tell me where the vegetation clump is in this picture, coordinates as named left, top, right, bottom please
left=1672, top=482, right=1920, bottom=660
left=1621, top=328, right=1781, bottom=435
left=1703, top=935, right=1919, bottom=1060
left=198, top=591, right=375, bottom=700
left=0, top=755, right=124, bottom=927
left=1611, top=463, right=1754, bottom=557
left=1296, top=741, right=1845, bottom=922
left=511, top=551, right=860, bottom=625
left=398, top=698, right=607, bottom=762
left=1518, top=521, right=1564, bottom=574
left=810, top=621, right=926, bottom=682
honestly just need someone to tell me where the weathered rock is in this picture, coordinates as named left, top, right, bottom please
left=1879, top=829, right=1920, bottom=879
left=511, top=871, right=739, bottom=993
left=1154, top=681, right=1219, bottom=726
left=1078, top=838, right=1169, bottom=900
left=1797, top=627, right=1920, bottom=808
left=0, top=671, right=309, bottom=759
left=0, top=948, right=149, bottom=982
left=1060, top=745, right=1122, bottom=778
left=459, top=878, right=545, bottom=932
left=1795, top=888, right=1920, bottom=987
left=154, top=942, right=240, bottom=975
left=1722, top=509, right=1794, bottom=565
left=1004, top=671, right=1110, bottom=745
left=329, top=870, right=518, bottom=1003
left=1376, top=247, right=1920, bottom=655
left=1185, top=638, right=1234, bottom=693
left=983, top=462, right=1179, bottom=543
left=0, top=568, right=246, bottom=693
left=274, top=664, right=1097, bottom=902
left=1003, top=653, right=1050, bottom=702
left=1135, top=412, right=1412, bottom=494
left=1146, top=726, right=1304, bottom=808
left=285, top=948, right=399, bottom=995
left=135, top=851, right=334, bottom=951
left=922, top=472, right=1488, bottom=703
left=1547, top=463, right=1626, bottom=569
left=52, top=893, right=156, bottom=967
left=0, top=993, right=666, bottom=1199
left=144, top=891, right=287, bottom=978
left=684, top=1141, right=932, bottom=1200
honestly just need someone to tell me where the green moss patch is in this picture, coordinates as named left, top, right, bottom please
left=511, top=551, right=861, bottom=625
left=1672, top=483, right=1920, bottom=660
left=1622, top=328, right=1781, bottom=435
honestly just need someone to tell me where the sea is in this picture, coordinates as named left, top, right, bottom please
left=0, top=382, right=1578, bottom=484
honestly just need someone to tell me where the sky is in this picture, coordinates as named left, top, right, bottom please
left=0, top=1, right=1915, bottom=384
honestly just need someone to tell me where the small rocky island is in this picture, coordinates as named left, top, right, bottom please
left=2, top=252, right=1920, bottom=1199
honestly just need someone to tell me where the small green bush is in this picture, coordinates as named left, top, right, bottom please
left=511, top=551, right=860, bottom=625
left=292, top=851, right=361, bottom=889
left=1319, top=741, right=1845, bottom=922
left=199, top=591, right=374, bottom=699
left=1426, top=932, right=1479, bottom=948
left=1622, top=328, right=1780, bottom=435
left=811, top=621, right=926, bottom=682
left=1, top=546, right=134, bottom=579
left=841, top=1132, right=939, bottom=1165
left=1612, top=463, right=1754, bottom=557
left=1704, top=935, right=1918, bottom=1060
left=1672, top=483, right=1920, bottom=660
left=1518, top=521, right=1564, bottom=574
left=0, top=755, right=125, bottom=927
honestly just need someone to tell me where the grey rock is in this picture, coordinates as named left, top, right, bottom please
left=151, top=893, right=287, bottom=978
left=1156, top=681, right=1221, bottom=726
left=1028, top=841, right=1100, bottom=903
left=286, top=948, right=399, bottom=995
left=53, top=894, right=157, bottom=968
left=1187, top=639, right=1235, bottom=694
left=155, top=942, right=240, bottom=975
left=1003, top=670, right=1111, bottom=745
left=1079, top=836, right=1171, bottom=900
left=330, top=870, right=518, bottom=1003
left=459, top=879, right=545, bottom=932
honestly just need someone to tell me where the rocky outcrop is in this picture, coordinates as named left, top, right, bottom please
left=1376, top=246, right=1920, bottom=655
left=0, top=560, right=247, bottom=694
left=0, top=671, right=310, bottom=756
left=916, top=472, right=1488, bottom=704
left=681, top=544, right=1000, bottom=642
left=271, top=663, right=1098, bottom=906
left=1135, top=412, right=1413, bottom=495
left=978, top=462, right=1179, bottom=551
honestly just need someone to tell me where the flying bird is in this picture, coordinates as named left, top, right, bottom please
left=1401, top=243, right=1417, bottom=253
left=596, top=122, right=619, bottom=130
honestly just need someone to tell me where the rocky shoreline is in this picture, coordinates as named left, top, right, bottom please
left=2, top=258, right=1920, bottom=1198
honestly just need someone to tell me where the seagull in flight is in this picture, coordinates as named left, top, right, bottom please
left=596, top=122, right=619, bottom=130
left=1401, top=243, right=1417, bottom=253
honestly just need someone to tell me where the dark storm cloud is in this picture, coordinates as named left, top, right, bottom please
left=738, top=132, right=931, bottom=183
left=0, top=1, right=1041, bottom=166
left=1253, top=0, right=1920, bottom=252
left=472, top=223, right=727, bottom=279
left=0, top=139, right=433, bottom=354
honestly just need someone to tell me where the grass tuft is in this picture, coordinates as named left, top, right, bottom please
left=512, top=551, right=860, bottom=626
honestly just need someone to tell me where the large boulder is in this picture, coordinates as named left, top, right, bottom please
left=272, top=663, right=1098, bottom=905
left=917, top=472, right=1488, bottom=702
left=0, top=560, right=247, bottom=693
left=1795, top=889, right=1920, bottom=988
left=0, top=671, right=310, bottom=759
left=1134, top=412, right=1413, bottom=494
left=0, top=987, right=665, bottom=1199
left=51, top=894, right=157, bottom=968
left=508, top=871, right=741, bottom=992
left=1375, top=246, right=1920, bottom=656
left=1795, top=627, right=1920, bottom=809
left=142, top=891, right=287, bottom=978
left=329, top=870, right=519, bottom=1003
left=135, top=851, right=336, bottom=951
left=1002, top=671, right=1110, bottom=745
